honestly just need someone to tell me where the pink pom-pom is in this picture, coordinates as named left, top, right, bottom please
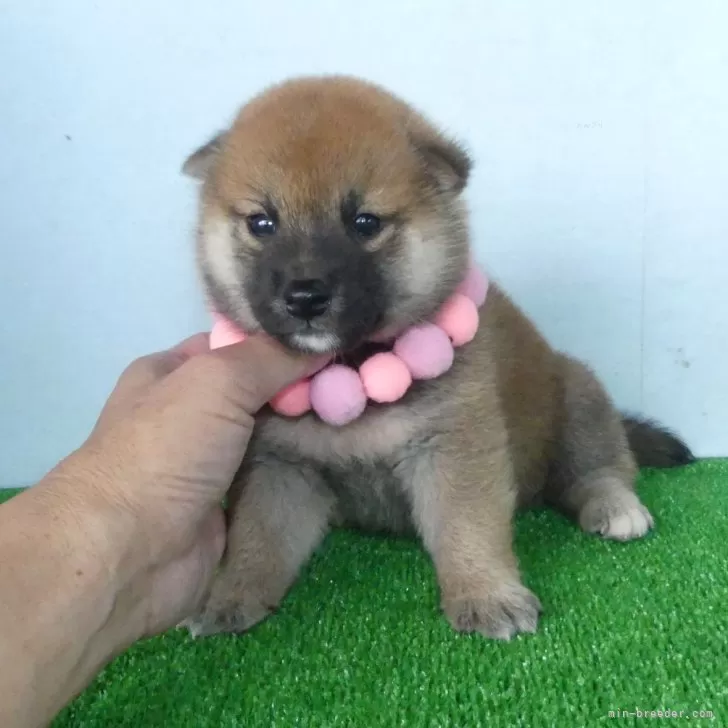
left=360, top=352, right=413, bottom=403
left=434, top=293, right=480, bottom=346
left=309, top=365, right=367, bottom=426
left=270, top=379, right=312, bottom=417
left=209, top=315, right=247, bottom=350
left=394, top=324, right=454, bottom=379
left=456, top=265, right=488, bottom=307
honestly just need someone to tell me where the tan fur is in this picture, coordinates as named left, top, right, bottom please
left=180, top=76, right=687, bottom=640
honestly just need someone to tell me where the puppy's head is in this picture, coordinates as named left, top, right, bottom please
left=184, top=76, right=472, bottom=354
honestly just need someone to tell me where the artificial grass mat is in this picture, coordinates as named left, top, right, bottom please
left=3, top=460, right=727, bottom=726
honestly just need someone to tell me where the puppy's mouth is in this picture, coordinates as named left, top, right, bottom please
left=265, top=310, right=386, bottom=357
left=286, top=329, right=345, bottom=355
left=284, top=328, right=391, bottom=364
left=282, top=325, right=388, bottom=357
left=301, top=339, right=392, bottom=371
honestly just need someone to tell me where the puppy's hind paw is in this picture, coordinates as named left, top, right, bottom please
left=579, top=485, right=654, bottom=542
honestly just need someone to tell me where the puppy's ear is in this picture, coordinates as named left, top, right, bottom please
left=181, top=131, right=227, bottom=180
left=409, top=123, right=472, bottom=194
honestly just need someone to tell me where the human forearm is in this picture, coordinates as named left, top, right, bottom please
left=0, top=457, right=142, bottom=728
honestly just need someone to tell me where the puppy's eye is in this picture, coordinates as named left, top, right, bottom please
left=352, top=213, right=381, bottom=238
left=246, top=214, right=277, bottom=237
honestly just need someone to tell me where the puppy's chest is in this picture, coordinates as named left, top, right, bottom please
left=258, top=390, right=444, bottom=463
left=256, top=403, right=440, bottom=535
left=321, top=460, right=415, bottom=535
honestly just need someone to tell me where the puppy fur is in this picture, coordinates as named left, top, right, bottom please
left=181, top=76, right=695, bottom=640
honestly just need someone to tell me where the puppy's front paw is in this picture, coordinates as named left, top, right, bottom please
left=180, top=586, right=275, bottom=638
left=443, top=582, right=542, bottom=640
left=181, top=603, right=272, bottom=638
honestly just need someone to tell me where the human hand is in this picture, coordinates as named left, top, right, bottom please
left=42, top=332, right=326, bottom=642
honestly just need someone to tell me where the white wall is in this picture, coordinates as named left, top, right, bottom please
left=1, top=0, right=726, bottom=486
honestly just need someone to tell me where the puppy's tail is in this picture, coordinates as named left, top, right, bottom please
left=621, top=415, right=696, bottom=469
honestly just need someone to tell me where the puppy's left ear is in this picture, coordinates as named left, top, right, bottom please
left=181, top=130, right=227, bottom=181
left=409, top=123, right=472, bottom=194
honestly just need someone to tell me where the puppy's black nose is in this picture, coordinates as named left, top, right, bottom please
left=284, top=279, right=332, bottom=320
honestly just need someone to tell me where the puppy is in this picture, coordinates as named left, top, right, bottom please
left=181, top=76, right=694, bottom=640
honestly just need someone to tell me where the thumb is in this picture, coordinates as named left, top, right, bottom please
left=191, top=334, right=329, bottom=415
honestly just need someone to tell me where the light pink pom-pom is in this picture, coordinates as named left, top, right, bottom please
left=456, top=264, right=488, bottom=307
left=360, top=352, right=413, bottom=403
left=209, top=315, right=247, bottom=349
left=394, top=324, right=454, bottom=379
left=309, top=364, right=367, bottom=426
left=270, top=379, right=312, bottom=417
left=434, top=293, right=480, bottom=346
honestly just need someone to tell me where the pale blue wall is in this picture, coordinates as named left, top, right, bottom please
left=1, top=0, right=727, bottom=486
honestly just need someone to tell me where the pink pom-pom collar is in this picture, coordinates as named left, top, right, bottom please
left=209, top=260, right=488, bottom=426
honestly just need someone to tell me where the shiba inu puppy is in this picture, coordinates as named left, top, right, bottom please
left=181, top=76, right=694, bottom=640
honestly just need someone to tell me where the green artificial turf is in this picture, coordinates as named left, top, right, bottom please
left=3, top=460, right=727, bottom=727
